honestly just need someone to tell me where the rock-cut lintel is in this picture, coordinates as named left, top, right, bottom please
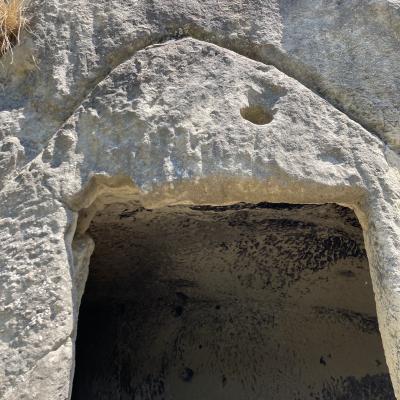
left=48, top=33, right=390, bottom=155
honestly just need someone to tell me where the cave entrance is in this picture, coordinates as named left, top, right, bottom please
left=71, top=202, right=394, bottom=400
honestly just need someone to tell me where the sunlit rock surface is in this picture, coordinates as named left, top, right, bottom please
left=0, top=2, right=400, bottom=399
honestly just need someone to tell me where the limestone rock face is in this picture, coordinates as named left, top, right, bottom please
left=1, top=0, right=400, bottom=165
left=0, top=1, right=399, bottom=400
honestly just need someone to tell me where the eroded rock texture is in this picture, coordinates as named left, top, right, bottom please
left=2, top=0, right=400, bottom=161
left=0, top=1, right=400, bottom=400
left=72, top=203, right=394, bottom=400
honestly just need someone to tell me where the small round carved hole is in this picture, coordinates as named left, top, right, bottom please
left=240, top=105, right=273, bottom=125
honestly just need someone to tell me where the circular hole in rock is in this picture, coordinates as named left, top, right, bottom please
left=240, top=105, right=273, bottom=125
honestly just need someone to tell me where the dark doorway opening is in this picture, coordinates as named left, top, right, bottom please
left=72, top=203, right=394, bottom=400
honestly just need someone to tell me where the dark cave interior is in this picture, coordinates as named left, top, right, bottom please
left=72, top=202, right=394, bottom=400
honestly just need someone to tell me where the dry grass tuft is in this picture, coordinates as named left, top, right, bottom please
left=0, top=0, right=28, bottom=57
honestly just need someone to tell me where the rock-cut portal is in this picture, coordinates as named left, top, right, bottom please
left=71, top=202, right=394, bottom=400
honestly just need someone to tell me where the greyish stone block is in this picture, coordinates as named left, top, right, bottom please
left=1, top=2, right=400, bottom=399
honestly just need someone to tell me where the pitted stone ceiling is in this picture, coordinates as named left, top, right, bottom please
left=72, top=202, right=394, bottom=400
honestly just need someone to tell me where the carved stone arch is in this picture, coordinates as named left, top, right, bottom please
left=1, top=38, right=400, bottom=400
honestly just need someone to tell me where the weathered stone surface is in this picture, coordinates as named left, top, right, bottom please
left=1, top=0, right=399, bottom=165
left=0, top=2, right=399, bottom=399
